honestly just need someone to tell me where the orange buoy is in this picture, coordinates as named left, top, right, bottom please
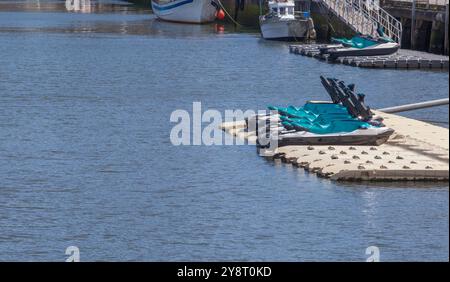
left=216, top=9, right=225, bottom=20
left=215, top=24, right=225, bottom=33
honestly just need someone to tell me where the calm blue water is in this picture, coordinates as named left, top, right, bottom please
left=0, top=1, right=448, bottom=261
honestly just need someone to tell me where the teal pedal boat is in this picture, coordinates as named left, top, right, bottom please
left=252, top=76, right=395, bottom=148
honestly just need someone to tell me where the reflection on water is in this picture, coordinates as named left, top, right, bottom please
left=0, top=0, right=247, bottom=37
left=65, top=0, right=92, bottom=13
left=0, top=0, right=140, bottom=13
left=0, top=0, right=448, bottom=262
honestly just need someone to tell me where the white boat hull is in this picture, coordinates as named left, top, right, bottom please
left=327, top=42, right=400, bottom=59
left=259, top=17, right=309, bottom=40
left=151, top=0, right=217, bottom=24
left=263, top=128, right=395, bottom=148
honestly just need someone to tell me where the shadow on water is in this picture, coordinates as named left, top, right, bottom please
left=338, top=181, right=450, bottom=190
left=263, top=158, right=450, bottom=190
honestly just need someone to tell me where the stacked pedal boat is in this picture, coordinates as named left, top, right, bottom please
left=248, top=76, right=395, bottom=148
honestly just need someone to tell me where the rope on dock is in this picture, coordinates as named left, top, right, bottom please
left=216, top=0, right=243, bottom=27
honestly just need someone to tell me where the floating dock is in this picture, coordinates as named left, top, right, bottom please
left=220, top=110, right=449, bottom=181
left=289, top=44, right=450, bottom=70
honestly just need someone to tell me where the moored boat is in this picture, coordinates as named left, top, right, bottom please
left=320, top=30, right=400, bottom=59
left=151, top=0, right=219, bottom=24
left=326, top=42, right=400, bottom=59
left=259, top=0, right=314, bottom=40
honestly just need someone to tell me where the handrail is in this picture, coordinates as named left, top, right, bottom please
left=320, top=0, right=403, bottom=44
left=386, top=0, right=448, bottom=6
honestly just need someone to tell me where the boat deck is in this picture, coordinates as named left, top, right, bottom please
left=220, top=110, right=449, bottom=181
left=289, top=44, right=450, bottom=70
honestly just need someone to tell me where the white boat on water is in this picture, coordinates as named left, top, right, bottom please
left=259, top=0, right=313, bottom=40
left=151, top=0, right=218, bottom=24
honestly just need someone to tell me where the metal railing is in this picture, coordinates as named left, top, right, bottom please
left=320, top=0, right=403, bottom=43
left=389, top=0, right=449, bottom=6
left=381, top=0, right=449, bottom=11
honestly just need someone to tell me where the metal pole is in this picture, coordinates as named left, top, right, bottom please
left=378, top=98, right=450, bottom=113
left=445, top=3, right=449, bottom=55
left=411, top=0, right=416, bottom=49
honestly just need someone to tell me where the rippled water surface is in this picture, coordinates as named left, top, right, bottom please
left=0, top=0, right=448, bottom=261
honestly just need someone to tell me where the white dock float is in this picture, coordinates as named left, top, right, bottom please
left=289, top=44, right=450, bottom=70
left=220, top=111, right=449, bottom=181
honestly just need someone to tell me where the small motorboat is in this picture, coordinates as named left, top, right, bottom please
left=250, top=76, right=395, bottom=148
left=320, top=32, right=399, bottom=59
left=331, top=35, right=380, bottom=48
left=326, top=42, right=399, bottom=59
left=259, top=0, right=314, bottom=40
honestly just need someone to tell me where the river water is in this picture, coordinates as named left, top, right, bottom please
left=0, top=0, right=448, bottom=261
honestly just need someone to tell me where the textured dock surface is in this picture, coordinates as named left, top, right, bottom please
left=220, top=111, right=449, bottom=181
left=289, top=44, right=450, bottom=70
